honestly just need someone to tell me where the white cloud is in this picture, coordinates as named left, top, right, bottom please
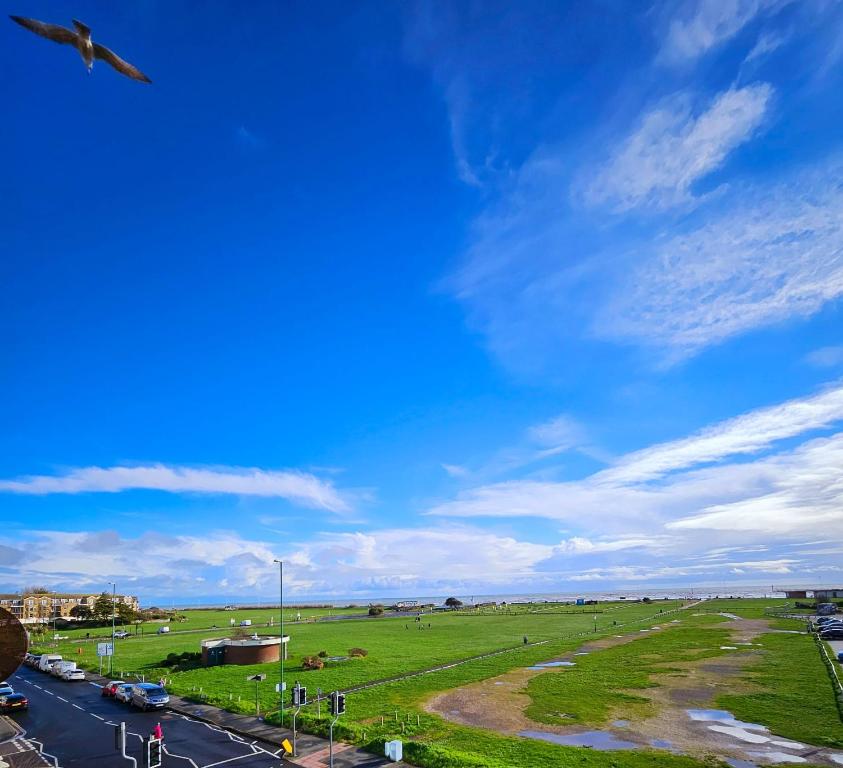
left=599, top=383, right=843, bottom=484
left=804, top=346, right=843, bottom=369
left=441, top=463, right=470, bottom=478
left=744, top=29, right=787, bottom=64
left=0, top=464, right=352, bottom=513
left=659, top=0, right=788, bottom=64
left=596, top=162, right=843, bottom=357
left=527, top=414, right=587, bottom=452
left=585, top=84, right=772, bottom=212
left=428, top=385, right=843, bottom=568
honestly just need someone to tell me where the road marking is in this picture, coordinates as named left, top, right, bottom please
left=43, top=691, right=54, bottom=697
left=91, top=714, right=104, bottom=720
left=56, top=696, right=68, bottom=703
left=162, top=745, right=199, bottom=768
left=72, top=704, right=84, bottom=710
left=88, top=682, right=103, bottom=689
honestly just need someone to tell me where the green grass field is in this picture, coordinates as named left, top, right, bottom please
left=31, top=598, right=843, bottom=768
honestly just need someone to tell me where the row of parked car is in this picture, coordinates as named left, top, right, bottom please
left=813, top=615, right=843, bottom=642
left=101, top=679, right=170, bottom=711
left=0, top=679, right=28, bottom=713
left=23, top=652, right=86, bottom=681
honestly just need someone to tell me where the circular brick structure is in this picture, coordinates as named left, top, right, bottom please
left=201, top=635, right=288, bottom=666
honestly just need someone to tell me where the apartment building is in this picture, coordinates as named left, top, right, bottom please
left=0, top=592, right=140, bottom=624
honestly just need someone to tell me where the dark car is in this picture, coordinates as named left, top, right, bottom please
left=819, top=629, right=843, bottom=640
left=0, top=694, right=29, bottom=713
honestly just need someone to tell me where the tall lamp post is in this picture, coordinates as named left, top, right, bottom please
left=273, top=559, right=284, bottom=724
left=109, top=581, right=116, bottom=675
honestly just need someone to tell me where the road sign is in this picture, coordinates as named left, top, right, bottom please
left=246, top=674, right=266, bottom=682
left=97, top=642, right=113, bottom=657
left=275, top=681, right=287, bottom=692
left=281, top=739, right=293, bottom=754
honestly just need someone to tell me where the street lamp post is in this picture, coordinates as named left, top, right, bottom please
left=109, top=582, right=116, bottom=675
left=273, top=559, right=284, bottom=724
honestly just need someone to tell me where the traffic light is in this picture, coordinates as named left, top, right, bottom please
left=147, top=737, right=162, bottom=768
left=292, top=685, right=307, bottom=706
left=330, top=691, right=346, bottom=716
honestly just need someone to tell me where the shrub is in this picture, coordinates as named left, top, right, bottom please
left=317, top=650, right=328, bottom=658
left=301, top=656, right=324, bottom=670
left=348, top=647, right=368, bottom=658
left=368, top=606, right=384, bottom=616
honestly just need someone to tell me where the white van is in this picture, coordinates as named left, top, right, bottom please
left=51, top=661, right=77, bottom=677
left=239, top=619, right=252, bottom=627
left=39, top=654, right=62, bottom=672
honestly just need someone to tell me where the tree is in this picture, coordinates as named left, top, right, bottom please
left=69, top=605, right=93, bottom=620
left=368, top=605, right=384, bottom=616
left=22, top=585, right=50, bottom=595
left=445, top=597, right=463, bottom=609
left=92, top=593, right=115, bottom=621
left=115, top=603, right=137, bottom=625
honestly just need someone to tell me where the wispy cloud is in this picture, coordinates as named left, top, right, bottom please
left=584, top=84, right=772, bottom=212
left=441, top=463, right=469, bottom=478
left=0, top=464, right=352, bottom=513
left=659, top=0, right=789, bottom=65
left=598, top=383, right=843, bottom=484
left=804, top=346, right=843, bottom=369
left=595, top=162, right=843, bottom=358
left=429, top=384, right=843, bottom=551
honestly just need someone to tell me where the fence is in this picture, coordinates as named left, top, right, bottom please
left=813, top=635, right=843, bottom=722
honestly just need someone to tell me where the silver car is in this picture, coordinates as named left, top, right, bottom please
left=114, top=683, right=135, bottom=704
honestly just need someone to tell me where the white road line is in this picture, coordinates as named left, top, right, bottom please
left=33, top=684, right=43, bottom=690
left=72, top=704, right=84, bottom=710
left=91, top=713, right=104, bottom=720
left=56, top=696, right=68, bottom=703
left=162, top=745, right=199, bottom=768
left=43, top=690, right=54, bottom=696
left=88, top=682, right=103, bottom=689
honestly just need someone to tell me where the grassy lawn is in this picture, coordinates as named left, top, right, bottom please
left=718, top=631, right=843, bottom=748
left=34, top=601, right=684, bottom=712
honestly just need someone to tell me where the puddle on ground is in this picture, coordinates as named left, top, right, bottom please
left=747, top=752, right=806, bottom=764
left=721, top=646, right=738, bottom=650
left=651, top=738, right=681, bottom=753
left=527, top=661, right=576, bottom=670
left=520, top=730, right=638, bottom=750
left=686, top=708, right=843, bottom=765
left=574, top=652, right=589, bottom=656
left=727, top=760, right=758, bottom=768
left=326, top=656, right=349, bottom=662
left=612, top=720, right=630, bottom=727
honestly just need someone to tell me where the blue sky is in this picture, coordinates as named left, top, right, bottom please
left=2, top=0, right=842, bottom=603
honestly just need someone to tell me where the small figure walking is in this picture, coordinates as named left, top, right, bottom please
left=158, top=677, right=166, bottom=688
left=523, top=635, right=528, bottom=645
left=152, top=722, right=163, bottom=741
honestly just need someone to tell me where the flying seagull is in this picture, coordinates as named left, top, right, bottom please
left=10, top=16, right=151, bottom=83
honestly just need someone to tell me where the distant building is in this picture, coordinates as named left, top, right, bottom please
left=781, top=587, right=843, bottom=600
left=395, top=601, right=418, bottom=611
left=201, top=635, right=289, bottom=666
left=0, top=592, right=139, bottom=624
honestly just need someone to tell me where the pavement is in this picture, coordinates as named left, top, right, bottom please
left=2, top=665, right=406, bottom=768
left=828, top=639, right=843, bottom=659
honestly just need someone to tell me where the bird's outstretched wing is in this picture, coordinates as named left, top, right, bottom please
left=9, top=15, right=77, bottom=44
left=93, top=42, right=151, bottom=83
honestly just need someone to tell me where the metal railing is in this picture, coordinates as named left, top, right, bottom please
left=813, top=634, right=843, bottom=722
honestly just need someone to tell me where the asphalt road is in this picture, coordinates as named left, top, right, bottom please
left=5, top=665, right=287, bottom=768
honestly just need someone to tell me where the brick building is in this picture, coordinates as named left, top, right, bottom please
left=0, top=592, right=139, bottom=624
left=201, top=635, right=289, bottom=666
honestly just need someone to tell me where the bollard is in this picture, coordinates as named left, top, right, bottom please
left=401, top=723, right=405, bottom=733
left=417, top=714, right=420, bottom=726
left=394, top=711, right=398, bottom=721
left=381, top=716, right=384, bottom=726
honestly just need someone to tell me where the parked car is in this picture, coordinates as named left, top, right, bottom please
left=26, top=655, right=41, bottom=668
left=102, top=680, right=125, bottom=697
left=820, top=628, right=843, bottom=640
left=51, top=661, right=77, bottom=678
left=114, top=684, right=135, bottom=704
left=114, top=631, right=131, bottom=639
left=0, top=694, right=28, bottom=713
left=816, top=616, right=842, bottom=625
left=62, top=669, right=85, bottom=682
left=38, top=654, right=62, bottom=672
left=130, top=683, right=169, bottom=711
left=157, top=626, right=170, bottom=634
left=0, top=682, right=14, bottom=697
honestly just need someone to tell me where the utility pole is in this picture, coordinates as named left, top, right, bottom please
left=273, top=558, right=285, bottom=724
left=110, top=582, right=117, bottom=676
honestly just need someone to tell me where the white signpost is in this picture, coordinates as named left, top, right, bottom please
left=97, top=643, right=113, bottom=675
